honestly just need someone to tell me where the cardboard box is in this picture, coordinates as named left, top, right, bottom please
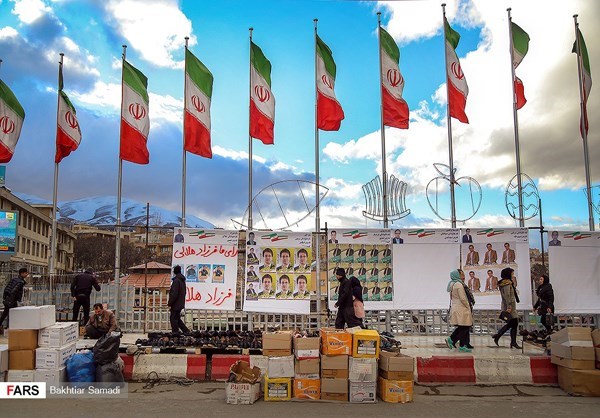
left=0, top=345, right=8, bottom=372
left=350, top=329, right=380, bottom=359
left=229, top=360, right=261, bottom=384
left=295, top=358, right=320, bottom=377
left=249, top=355, right=269, bottom=377
left=263, top=331, right=292, bottom=356
left=320, top=378, right=348, bottom=401
left=267, top=356, right=294, bottom=378
left=0, top=371, right=5, bottom=382
left=595, top=348, right=600, bottom=370
left=551, top=327, right=592, bottom=345
left=8, top=329, right=39, bottom=351
left=550, top=342, right=595, bottom=360
left=349, top=357, right=377, bottom=382
left=34, top=366, right=66, bottom=387
left=9, top=306, right=55, bottom=330
left=264, top=376, right=292, bottom=401
left=226, top=382, right=262, bottom=404
left=7, top=370, right=34, bottom=382
left=294, top=337, right=320, bottom=359
left=9, top=349, right=35, bottom=370
left=557, top=366, right=600, bottom=396
left=321, top=354, right=349, bottom=378
left=349, top=380, right=377, bottom=403
left=320, top=328, right=352, bottom=355
left=35, top=342, right=76, bottom=369
left=378, top=376, right=413, bottom=403
left=293, top=378, right=320, bottom=400
left=592, top=329, right=600, bottom=348
left=551, top=354, right=595, bottom=370
left=379, top=351, right=414, bottom=380
left=39, top=322, right=78, bottom=347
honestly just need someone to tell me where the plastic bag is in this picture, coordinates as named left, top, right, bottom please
left=66, top=351, right=96, bottom=383
left=95, top=357, right=124, bottom=383
left=93, top=331, right=121, bottom=365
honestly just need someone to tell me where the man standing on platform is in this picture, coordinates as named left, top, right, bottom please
left=71, top=268, right=100, bottom=325
left=0, top=268, right=28, bottom=332
left=168, top=265, right=189, bottom=334
left=334, top=268, right=361, bottom=329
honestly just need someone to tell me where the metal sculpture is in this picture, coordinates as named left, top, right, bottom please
left=505, top=173, right=539, bottom=221
left=426, top=163, right=482, bottom=222
left=362, top=174, right=410, bottom=222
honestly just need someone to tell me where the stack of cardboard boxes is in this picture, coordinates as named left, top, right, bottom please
left=35, top=322, right=78, bottom=386
left=594, top=329, right=600, bottom=370
left=0, top=344, right=7, bottom=381
left=348, top=329, right=380, bottom=403
left=263, top=331, right=294, bottom=401
left=320, top=328, right=352, bottom=401
left=551, top=327, right=600, bottom=396
left=377, top=351, right=414, bottom=403
left=293, top=334, right=321, bottom=400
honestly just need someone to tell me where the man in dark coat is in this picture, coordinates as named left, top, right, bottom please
left=0, top=268, right=28, bottom=330
left=168, top=265, right=189, bottom=334
left=71, top=268, right=101, bottom=325
left=334, top=268, right=361, bottom=329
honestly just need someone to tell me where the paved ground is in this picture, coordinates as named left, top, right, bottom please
left=1, top=382, right=599, bottom=417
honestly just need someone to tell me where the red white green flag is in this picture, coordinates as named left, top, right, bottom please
left=316, top=35, right=344, bottom=131
left=184, top=48, right=213, bottom=158
left=55, top=64, right=82, bottom=163
left=380, top=27, right=409, bottom=129
left=0, top=79, right=25, bottom=163
left=573, top=28, right=592, bottom=137
left=120, top=59, right=150, bottom=164
left=511, top=22, right=530, bottom=110
left=444, top=17, right=469, bottom=124
left=250, top=41, right=275, bottom=145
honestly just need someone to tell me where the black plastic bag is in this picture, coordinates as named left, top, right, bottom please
left=95, top=358, right=124, bottom=383
left=93, top=331, right=122, bottom=365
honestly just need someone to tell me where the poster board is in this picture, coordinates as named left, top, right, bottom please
left=548, top=231, right=600, bottom=313
left=243, top=231, right=312, bottom=314
left=171, top=229, right=239, bottom=311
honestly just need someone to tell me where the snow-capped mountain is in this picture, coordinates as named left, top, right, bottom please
left=16, top=193, right=213, bottom=228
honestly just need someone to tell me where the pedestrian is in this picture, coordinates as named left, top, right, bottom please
left=445, top=269, right=474, bottom=352
left=85, top=303, right=117, bottom=339
left=71, top=267, right=101, bottom=325
left=168, top=265, right=189, bottom=334
left=0, top=267, right=28, bottom=332
left=533, top=274, right=554, bottom=332
left=492, top=267, right=521, bottom=349
left=350, top=276, right=365, bottom=328
left=334, top=268, right=361, bottom=329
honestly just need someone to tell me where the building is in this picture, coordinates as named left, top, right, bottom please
left=121, top=261, right=173, bottom=308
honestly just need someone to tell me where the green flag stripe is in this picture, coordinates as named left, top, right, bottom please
left=186, top=49, right=213, bottom=97
left=250, top=41, right=272, bottom=87
left=59, top=90, right=76, bottom=112
left=123, top=60, right=149, bottom=103
left=444, top=18, right=460, bottom=50
left=380, top=28, right=400, bottom=63
left=0, top=79, right=25, bottom=119
left=511, top=23, right=529, bottom=57
left=572, top=29, right=591, bottom=74
left=316, top=35, right=337, bottom=79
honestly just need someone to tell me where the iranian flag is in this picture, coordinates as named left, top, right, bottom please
left=184, top=48, right=213, bottom=158
left=444, top=17, right=469, bottom=124
left=316, top=35, right=344, bottom=131
left=573, top=28, right=592, bottom=137
left=250, top=41, right=275, bottom=145
left=511, top=22, right=530, bottom=110
left=0, top=79, right=25, bottom=163
left=120, top=60, right=150, bottom=164
left=55, top=64, right=82, bottom=163
left=380, top=27, right=409, bottom=129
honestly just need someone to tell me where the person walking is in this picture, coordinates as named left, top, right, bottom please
left=533, top=274, right=554, bottom=332
left=492, top=267, right=521, bottom=349
left=350, top=276, right=365, bottom=328
left=445, top=269, right=474, bottom=352
left=334, top=268, right=361, bottom=329
left=168, top=265, right=189, bottom=334
left=71, top=268, right=100, bottom=325
left=0, top=268, right=28, bottom=332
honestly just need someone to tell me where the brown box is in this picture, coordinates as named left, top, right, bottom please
left=595, top=348, right=600, bottom=370
left=293, top=378, right=320, bottom=400
left=320, top=378, right=348, bottom=401
left=295, top=358, right=320, bottom=376
left=8, top=330, right=38, bottom=351
left=380, top=369, right=414, bottom=381
left=321, top=354, right=349, bottom=379
left=294, top=337, right=320, bottom=359
left=550, top=342, right=595, bottom=361
left=592, top=329, right=600, bottom=348
left=8, top=349, right=35, bottom=370
left=379, top=351, right=414, bottom=371
left=263, top=331, right=292, bottom=356
left=551, top=327, right=592, bottom=345
left=320, top=328, right=352, bottom=355
left=229, top=360, right=261, bottom=384
left=557, top=366, right=600, bottom=396
left=551, top=354, right=595, bottom=370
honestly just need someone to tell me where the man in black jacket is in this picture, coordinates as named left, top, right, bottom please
left=71, top=268, right=101, bottom=325
left=333, top=267, right=361, bottom=329
left=168, top=265, right=189, bottom=334
left=0, top=268, right=28, bottom=330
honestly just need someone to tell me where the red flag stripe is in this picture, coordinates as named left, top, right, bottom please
left=448, top=81, right=469, bottom=124
left=184, top=111, right=212, bottom=158
left=55, top=127, right=80, bottom=163
left=250, top=100, right=274, bottom=145
left=317, top=92, right=344, bottom=131
left=120, top=120, right=149, bottom=164
left=382, top=88, right=409, bottom=129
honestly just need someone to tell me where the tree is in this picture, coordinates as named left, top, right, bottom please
left=74, top=236, right=145, bottom=273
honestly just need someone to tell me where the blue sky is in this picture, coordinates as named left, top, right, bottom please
left=0, top=0, right=598, bottom=234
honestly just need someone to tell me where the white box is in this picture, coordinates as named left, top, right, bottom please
left=0, top=344, right=8, bottom=372
left=226, top=382, right=262, bottom=404
left=34, top=367, right=67, bottom=387
left=35, top=342, right=76, bottom=369
left=267, top=355, right=295, bottom=378
left=349, top=380, right=377, bottom=403
left=349, top=357, right=377, bottom=382
left=39, top=322, right=79, bottom=347
left=9, top=305, right=56, bottom=330
left=7, top=370, right=34, bottom=382
left=249, top=355, right=269, bottom=377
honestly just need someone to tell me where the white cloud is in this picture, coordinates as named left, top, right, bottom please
left=0, top=26, right=19, bottom=39
left=212, top=146, right=267, bottom=165
left=11, top=0, right=51, bottom=24
left=43, top=36, right=100, bottom=78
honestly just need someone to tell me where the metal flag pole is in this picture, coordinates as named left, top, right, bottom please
left=182, top=37, right=189, bottom=228
left=50, top=52, right=64, bottom=304
left=442, top=3, right=457, bottom=228
left=248, top=28, right=254, bottom=231
left=573, top=15, right=595, bottom=231
left=377, top=12, right=389, bottom=228
left=507, top=8, right=525, bottom=227
left=114, top=44, right=127, bottom=321
left=314, top=18, right=322, bottom=328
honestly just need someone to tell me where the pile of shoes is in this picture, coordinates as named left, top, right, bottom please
left=135, top=329, right=263, bottom=349
left=379, top=331, right=401, bottom=351
left=292, top=330, right=320, bottom=338
left=520, top=329, right=552, bottom=347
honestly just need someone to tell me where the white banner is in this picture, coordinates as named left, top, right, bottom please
left=171, top=229, right=239, bottom=311
left=548, top=231, right=600, bottom=313
left=243, top=231, right=312, bottom=314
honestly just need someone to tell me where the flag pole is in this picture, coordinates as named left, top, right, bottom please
left=182, top=36, right=189, bottom=228
left=573, top=15, right=595, bottom=231
left=507, top=8, right=525, bottom=227
left=377, top=12, right=389, bottom=228
left=442, top=3, right=456, bottom=228
left=114, top=44, right=127, bottom=321
left=50, top=52, right=64, bottom=304
left=248, top=28, right=254, bottom=231
left=314, top=18, right=322, bottom=327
